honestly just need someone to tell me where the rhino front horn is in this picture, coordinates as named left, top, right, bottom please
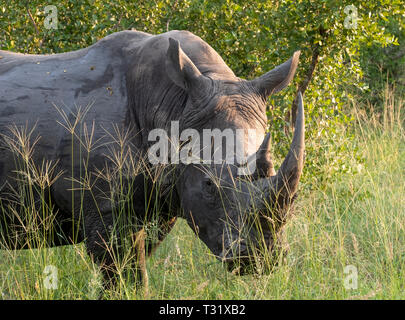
left=255, top=91, right=305, bottom=211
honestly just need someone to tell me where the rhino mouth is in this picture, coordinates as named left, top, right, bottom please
left=214, top=210, right=282, bottom=275
left=224, top=257, right=253, bottom=275
left=218, top=248, right=253, bottom=275
left=216, top=235, right=269, bottom=275
left=220, top=242, right=280, bottom=275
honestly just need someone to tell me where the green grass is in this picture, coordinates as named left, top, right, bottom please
left=0, top=98, right=404, bottom=300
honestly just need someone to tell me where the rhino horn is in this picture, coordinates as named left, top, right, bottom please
left=252, top=132, right=276, bottom=179
left=250, top=51, right=300, bottom=98
left=254, top=91, right=305, bottom=212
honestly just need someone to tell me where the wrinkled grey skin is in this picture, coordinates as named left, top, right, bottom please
left=0, top=30, right=304, bottom=283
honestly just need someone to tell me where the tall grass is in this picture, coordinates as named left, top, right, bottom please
left=0, top=90, right=403, bottom=299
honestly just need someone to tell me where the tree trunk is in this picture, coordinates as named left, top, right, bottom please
left=287, top=44, right=320, bottom=129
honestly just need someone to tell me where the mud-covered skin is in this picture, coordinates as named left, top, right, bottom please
left=0, top=30, right=304, bottom=285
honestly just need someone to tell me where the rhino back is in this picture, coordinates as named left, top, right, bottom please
left=0, top=31, right=150, bottom=204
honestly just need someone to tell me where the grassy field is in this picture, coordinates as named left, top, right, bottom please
left=0, top=97, right=403, bottom=300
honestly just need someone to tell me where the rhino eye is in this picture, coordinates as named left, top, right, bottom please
left=202, top=178, right=216, bottom=194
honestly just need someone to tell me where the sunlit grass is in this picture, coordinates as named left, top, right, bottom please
left=0, top=93, right=403, bottom=299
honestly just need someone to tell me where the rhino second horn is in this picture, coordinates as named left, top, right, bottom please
left=252, top=132, right=276, bottom=179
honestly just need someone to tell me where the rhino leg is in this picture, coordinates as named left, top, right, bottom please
left=84, top=212, right=178, bottom=292
left=146, top=216, right=177, bottom=257
left=82, top=170, right=179, bottom=292
left=0, top=183, right=80, bottom=249
left=83, top=212, right=147, bottom=291
left=82, top=211, right=130, bottom=290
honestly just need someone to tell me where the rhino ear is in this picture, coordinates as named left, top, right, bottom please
left=250, top=51, right=300, bottom=97
left=165, top=38, right=209, bottom=93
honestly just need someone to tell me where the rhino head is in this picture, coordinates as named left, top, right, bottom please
left=163, top=38, right=304, bottom=273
